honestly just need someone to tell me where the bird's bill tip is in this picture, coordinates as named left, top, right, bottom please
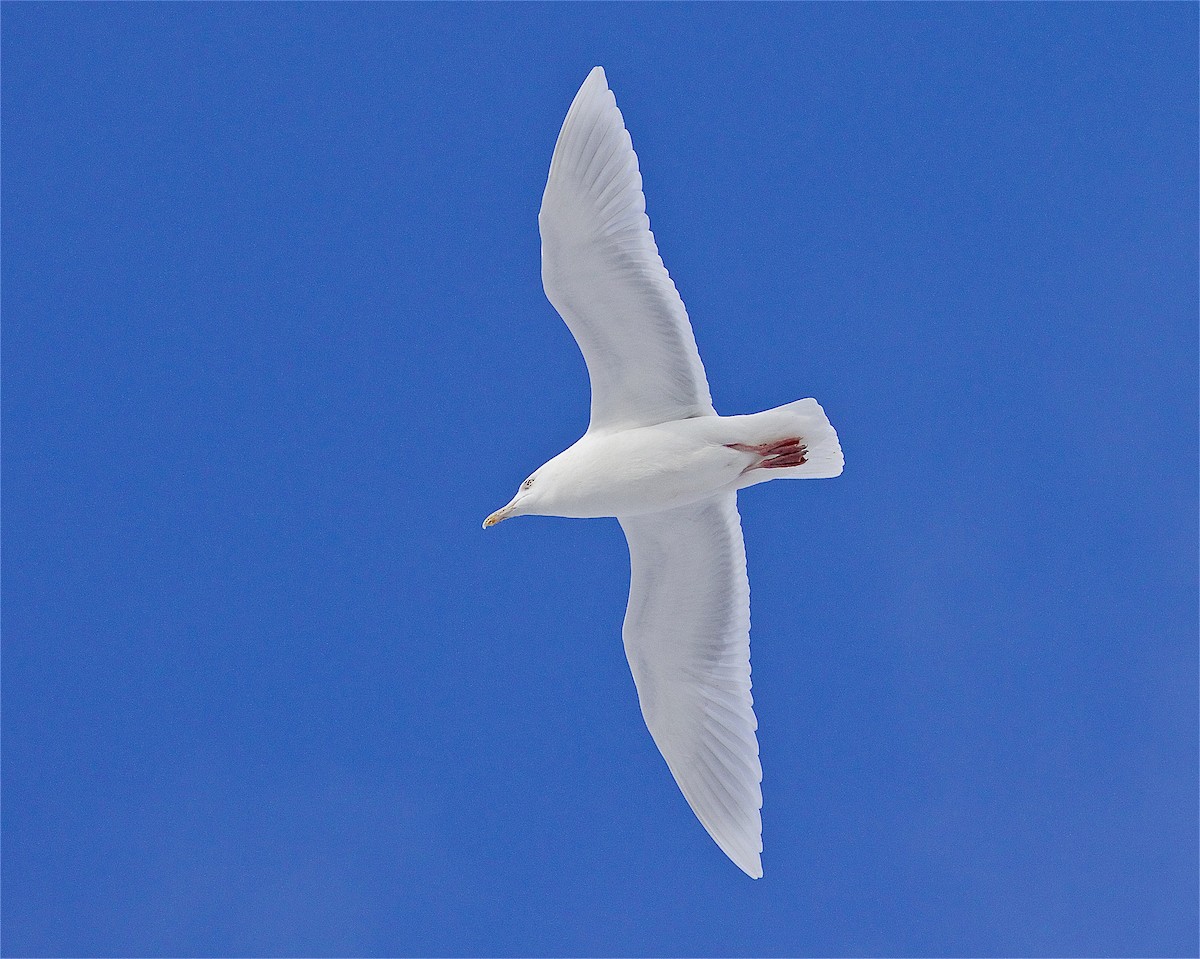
left=482, top=507, right=510, bottom=529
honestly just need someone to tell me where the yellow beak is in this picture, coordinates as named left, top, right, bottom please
left=482, top=505, right=513, bottom=529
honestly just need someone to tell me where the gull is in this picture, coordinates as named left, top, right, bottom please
left=484, top=67, right=843, bottom=879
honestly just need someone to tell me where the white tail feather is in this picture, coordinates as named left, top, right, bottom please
left=733, top=398, right=843, bottom=488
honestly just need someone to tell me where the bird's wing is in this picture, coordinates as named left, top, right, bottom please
left=540, top=67, right=716, bottom=434
left=618, top=493, right=763, bottom=878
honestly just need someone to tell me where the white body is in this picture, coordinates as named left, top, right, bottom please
left=525, top=399, right=842, bottom=519
left=484, top=68, right=843, bottom=879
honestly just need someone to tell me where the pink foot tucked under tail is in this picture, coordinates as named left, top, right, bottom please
left=726, top=437, right=809, bottom=472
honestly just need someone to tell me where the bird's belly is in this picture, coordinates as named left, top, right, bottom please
left=552, top=424, right=749, bottom=518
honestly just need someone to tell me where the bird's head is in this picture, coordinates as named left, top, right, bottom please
left=482, top=471, right=545, bottom=528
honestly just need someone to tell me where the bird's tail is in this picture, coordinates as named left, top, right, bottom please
left=732, top=398, right=843, bottom=488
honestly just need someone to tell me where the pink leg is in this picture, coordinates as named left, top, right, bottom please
left=726, top=437, right=808, bottom=472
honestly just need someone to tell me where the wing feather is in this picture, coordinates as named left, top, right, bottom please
left=618, top=494, right=763, bottom=878
left=540, top=67, right=715, bottom=433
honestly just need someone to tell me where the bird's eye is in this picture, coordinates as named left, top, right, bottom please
left=521, top=478, right=534, bottom=490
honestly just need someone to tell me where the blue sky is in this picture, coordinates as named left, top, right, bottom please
left=3, top=4, right=1196, bottom=957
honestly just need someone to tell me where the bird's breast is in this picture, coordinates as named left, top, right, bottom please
left=548, top=422, right=748, bottom=518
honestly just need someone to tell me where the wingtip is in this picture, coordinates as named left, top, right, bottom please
left=585, top=65, right=608, bottom=88
left=712, top=826, right=764, bottom=879
left=738, top=855, right=764, bottom=880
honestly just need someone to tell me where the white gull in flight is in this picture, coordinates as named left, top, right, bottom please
left=484, top=67, right=843, bottom=878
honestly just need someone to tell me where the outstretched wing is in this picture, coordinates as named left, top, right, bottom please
left=618, top=494, right=763, bottom=878
left=540, top=67, right=715, bottom=434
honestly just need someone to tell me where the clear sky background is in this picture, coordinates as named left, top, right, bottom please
left=3, top=5, right=1196, bottom=957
